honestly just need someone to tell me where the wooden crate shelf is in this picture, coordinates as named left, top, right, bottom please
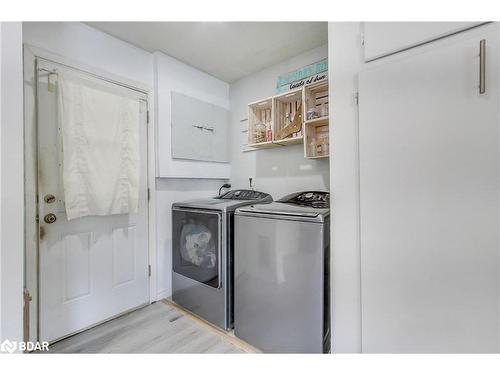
left=248, top=98, right=273, bottom=146
left=246, top=80, right=329, bottom=158
left=304, top=121, right=329, bottom=159
left=273, top=88, right=303, bottom=143
left=306, top=154, right=329, bottom=160
left=247, top=140, right=280, bottom=149
left=274, top=136, right=303, bottom=146
left=304, top=82, right=329, bottom=122
left=303, top=82, right=329, bottom=159
left=304, top=116, right=329, bottom=126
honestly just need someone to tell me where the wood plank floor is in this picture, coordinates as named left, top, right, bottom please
left=48, top=300, right=248, bottom=353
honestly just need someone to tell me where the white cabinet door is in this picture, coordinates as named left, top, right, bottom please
left=359, top=24, right=499, bottom=352
left=363, top=22, right=484, bottom=61
left=171, top=92, right=229, bottom=163
left=171, top=91, right=210, bottom=161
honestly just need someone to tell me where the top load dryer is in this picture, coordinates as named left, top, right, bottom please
left=172, top=189, right=272, bottom=330
left=234, top=191, right=330, bottom=353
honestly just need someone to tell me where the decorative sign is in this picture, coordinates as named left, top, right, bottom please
left=276, top=58, right=328, bottom=94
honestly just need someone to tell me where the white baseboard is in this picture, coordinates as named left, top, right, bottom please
left=156, top=289, right=171, bottom=301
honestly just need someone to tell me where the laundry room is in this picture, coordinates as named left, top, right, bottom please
left=4, top=21, right=331, bottom=354
left=4, top=7, right=500, bottom=368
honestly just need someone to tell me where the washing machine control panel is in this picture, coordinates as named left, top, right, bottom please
left=279, top=191, right=330, bottom=208
left=218, top=189, right=271, bottom=201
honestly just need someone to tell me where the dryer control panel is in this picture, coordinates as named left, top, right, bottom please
left=217, top=189, right=271, bottom=201
left=278, top=191, right=330, bottom=208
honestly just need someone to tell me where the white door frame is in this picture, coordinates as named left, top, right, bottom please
left=23, top=44, right=157, bottom=343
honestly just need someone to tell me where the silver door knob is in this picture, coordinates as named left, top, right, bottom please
left=44, top=213, right=57, bottom=224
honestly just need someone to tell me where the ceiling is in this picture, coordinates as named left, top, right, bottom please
left=86, top=22, right=328, bottom=83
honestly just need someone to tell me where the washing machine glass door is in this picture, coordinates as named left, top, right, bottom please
left=172, top=208, right=222, bottom=288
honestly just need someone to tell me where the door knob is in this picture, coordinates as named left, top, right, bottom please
left=44, top=213, right=57, bottom=224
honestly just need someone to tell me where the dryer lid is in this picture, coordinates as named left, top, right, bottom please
left=236, top=201, right=329, bottom=223
left=172, top=189, right=273, bottom=212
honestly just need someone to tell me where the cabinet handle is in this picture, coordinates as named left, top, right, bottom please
left=479, top=39, right=486, bottom=94
left=203, top=126, right=214, bottom=132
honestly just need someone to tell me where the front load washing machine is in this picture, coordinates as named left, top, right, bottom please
left=171, top=189, right=272, bottom=330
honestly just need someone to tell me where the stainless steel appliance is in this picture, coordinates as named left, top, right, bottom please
left=234, top=191, right=330, bottom=353
left=172, top=189, right=273, bottom=330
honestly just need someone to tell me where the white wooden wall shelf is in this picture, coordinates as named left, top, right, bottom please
left=246, top=81, right=329, bottom=159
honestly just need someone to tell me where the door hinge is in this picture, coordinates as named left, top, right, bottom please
left=146, top=110, right=150, bottom=124
left=24, top=289, right=33, bottom=302
left=23, top=288, right=32, bottom=344
left=355, top=91, right=359, bottom=105
left=147, top=188, right=151, bottom=201
left=148, top=265, right=152, bottom=277
left=360, top=32, right=365, bottom=47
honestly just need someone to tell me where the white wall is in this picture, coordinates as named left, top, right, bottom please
left=229, top=44, right=329, bottom=198
left=328, top=22, right=364, bottom=353
left=153, top=51, right=231, bottom=297
left=0, top=22, right=24, bottom=344
left=23, top=22, right=153, bottom=86
left=155, top=51, right=231, bottom=179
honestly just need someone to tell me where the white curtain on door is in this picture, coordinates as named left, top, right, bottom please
left=57, top=72, right=141, bottom=220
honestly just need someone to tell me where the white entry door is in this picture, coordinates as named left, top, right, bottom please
left=37, top=61, right=150, bottom=343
